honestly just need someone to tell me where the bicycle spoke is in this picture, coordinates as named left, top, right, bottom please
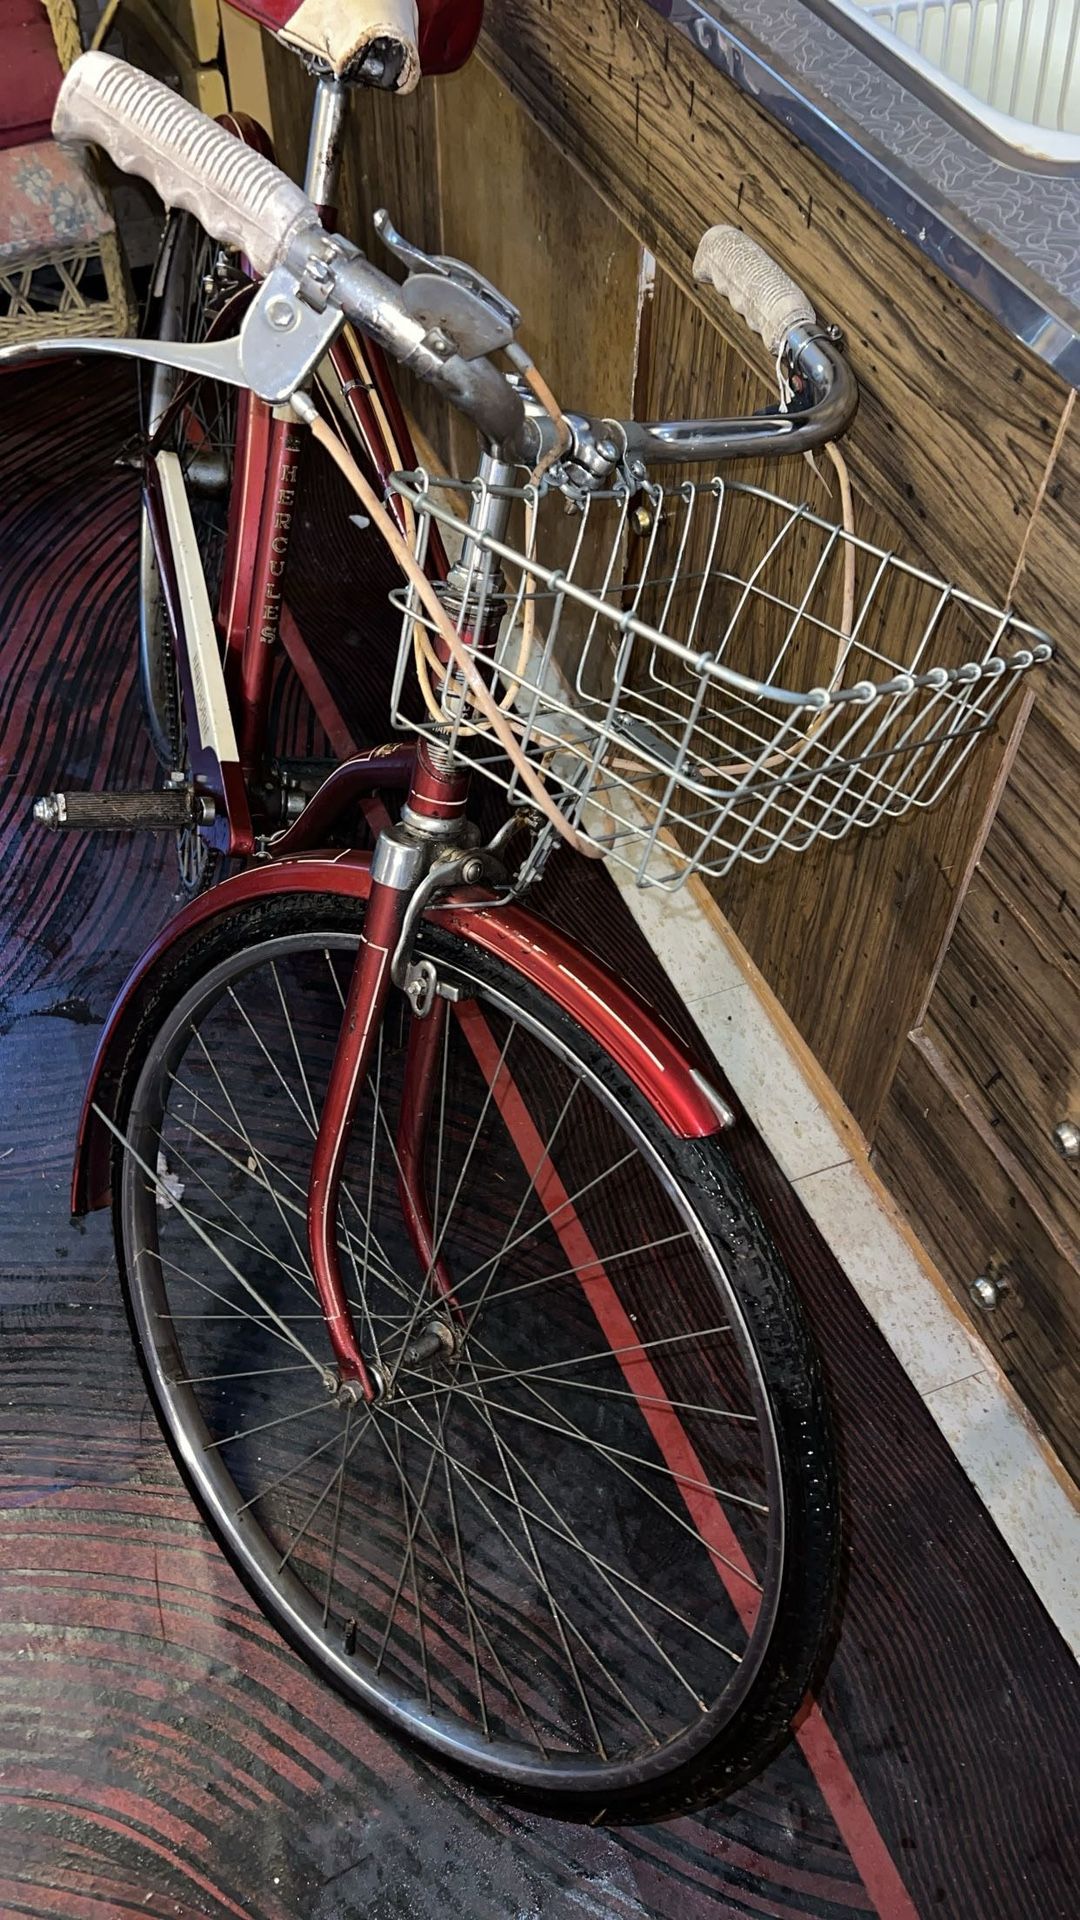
left=205, top=1397, right=335, bottom=1453
left=373, top=1397, right=443, bottom=1679
left=322, top=1399, right=354, bottom=1626
left=233, top=1421, right=353, bottom=1517
left=322, top=952, right=418, bottom=1288
left=271, top=959, right=321, bottom=1132
left=148, top=1251, right=321, bottom=1359
left=168, top=1070, right=413, bottom=1312
left=350, top=1026, right=388, bottom=1374
left=383, top=1416, right=433, bottom=1710
left=462, top=1080, right=581, bottom=1336
left=275, top=1407, right=375, bottom=1574
left=448, top=1147, right=639, bottom=1304
left=433, top=1001, right=450, bottom=1245
left=459, top=1348, right=609, bottom=1757
left=457, top=1347, right=767, bottom=1576
left=99, top=1106, right=326, bottom=1371
left=227, top=981, right=318, bottom=1140
left=177, top=1362, right=314, bottom=1386
left=388, top=1024, right=517, bottom=1378
left=469, top=1327, right=766, bottom=1523
left=411, top=1325, right=736, bottom=1399
left=366, top=1416, right=550, bottom=1750
left=189, top=1026, right=312, bottom=1286
left=476, top=1371, right=755, bottom=1422
left=439, top=1399, right=489, bottom=1738
left=160, top=1110, right=407, bottom=1353
left=383, top=1397, right=737, bottom=1693
left=154, top=1154, right=321, bottom=1306
left=458, top=1227, right=693, bottom=1318
left=229, top=966, right=402, bottom=1301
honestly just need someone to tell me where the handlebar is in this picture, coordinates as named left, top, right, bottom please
left=52, top=52, right=857, bottom=474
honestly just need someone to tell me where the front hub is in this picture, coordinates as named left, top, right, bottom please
left=368, top=1315, right=460, bottom=1403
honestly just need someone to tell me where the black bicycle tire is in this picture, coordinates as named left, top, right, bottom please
left=109, top=889, right=840, bottom=1824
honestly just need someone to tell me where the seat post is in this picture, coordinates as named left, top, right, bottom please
left=303, top=74, right=350, bottom=220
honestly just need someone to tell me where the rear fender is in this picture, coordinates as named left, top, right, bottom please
left=73, top=852, right=732, bottom=1214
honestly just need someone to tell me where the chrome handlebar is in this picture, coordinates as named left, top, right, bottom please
left=39, top=51, right=857, bottom=478
left=313, top=232, right=857, bottom=477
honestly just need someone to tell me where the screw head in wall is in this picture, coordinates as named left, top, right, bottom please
left=970, top=1273, right=1001, bottom=1311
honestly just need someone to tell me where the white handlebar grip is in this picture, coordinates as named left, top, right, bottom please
left=53, top=54, right=318, bottom=277
left=693, top=226, right=816, bottom=356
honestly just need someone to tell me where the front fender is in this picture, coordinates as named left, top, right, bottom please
left=73, top=853, right=732, bottom=1214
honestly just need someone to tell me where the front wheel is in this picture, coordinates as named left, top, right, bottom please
left=111, top=892, right=838, bottom=1822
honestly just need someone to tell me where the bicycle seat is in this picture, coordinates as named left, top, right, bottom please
left=223, top=0, right=482, bottom=86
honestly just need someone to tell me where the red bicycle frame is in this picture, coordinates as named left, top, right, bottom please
left=84, top=77, right=733, bottom=1405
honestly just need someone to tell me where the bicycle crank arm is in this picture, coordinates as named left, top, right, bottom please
left=33, top=790, right=207, bottom=832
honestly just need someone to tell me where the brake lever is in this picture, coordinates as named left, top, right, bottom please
left=0, top=265, right=344, bottom=404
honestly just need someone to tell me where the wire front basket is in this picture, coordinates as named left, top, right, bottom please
left=389, top=468, right=1052, bottom=890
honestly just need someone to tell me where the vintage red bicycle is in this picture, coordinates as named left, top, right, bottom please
left=1, top=0, right=1051, bottom=1821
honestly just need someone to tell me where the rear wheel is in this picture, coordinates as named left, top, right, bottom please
left=138, top=211, right=242, bottom=895
left=111, top=892, right=838, bottom=1821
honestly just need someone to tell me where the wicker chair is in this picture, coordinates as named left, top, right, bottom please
left=0, top=0, right=133, bottom=342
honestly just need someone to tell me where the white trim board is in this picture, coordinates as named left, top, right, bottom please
left=610, top=859, right=1080, bottom=1659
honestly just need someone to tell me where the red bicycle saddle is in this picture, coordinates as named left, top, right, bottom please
left=224, top=0, right=483, bottom=85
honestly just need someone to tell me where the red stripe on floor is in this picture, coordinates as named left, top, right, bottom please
left=456, top=998, right=921, bottom=1920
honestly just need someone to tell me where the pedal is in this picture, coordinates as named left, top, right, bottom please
left=33, top=790, right=205, bottom=832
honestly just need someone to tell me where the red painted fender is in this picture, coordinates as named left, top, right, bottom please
left=73, top=852, right=731, bottom=1215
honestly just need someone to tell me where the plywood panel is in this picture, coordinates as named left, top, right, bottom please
left=874, top=1032, right=1080, bottom=1480
left=149, top=0, right=221, bottom=62
left=431, top=58, right=642, bottom=479
left=258, top=29, right=315, bottom=179
left=479, top=0, right=1066, bottom=606
left=976, top=405, right=1080, bottom=981
left=927, top=869, right=1080, bottom=1249
left=119, top=0, right=227, bottom=113
left=220, top=2, right=273, bottom=131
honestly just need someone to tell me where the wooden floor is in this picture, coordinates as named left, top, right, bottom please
left=0, top=365, right=1077, bottom=1920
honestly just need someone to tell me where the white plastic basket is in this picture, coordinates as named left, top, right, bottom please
left=389, top=468, right=1052, bottom=890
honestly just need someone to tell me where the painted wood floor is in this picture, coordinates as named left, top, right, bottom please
left=0, top=365, right=1076, bottom=1920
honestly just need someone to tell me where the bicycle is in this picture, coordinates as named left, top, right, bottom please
left=1, top=6, right=1052, bottom=1823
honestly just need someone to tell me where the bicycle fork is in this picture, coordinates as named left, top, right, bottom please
left=306, top=454, right=514, bottom=1400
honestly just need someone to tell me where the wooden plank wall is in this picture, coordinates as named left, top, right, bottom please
left=474, top=0, right=1077, bottom=1143
left=259, top=36, right=643, bottom=473
left=263, top=6, right=1069, bottom=1136
left=875, top=404, right=1080, bottom=1472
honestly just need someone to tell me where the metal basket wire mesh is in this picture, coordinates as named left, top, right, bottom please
left=389, top=468, right=1052, bottom=890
